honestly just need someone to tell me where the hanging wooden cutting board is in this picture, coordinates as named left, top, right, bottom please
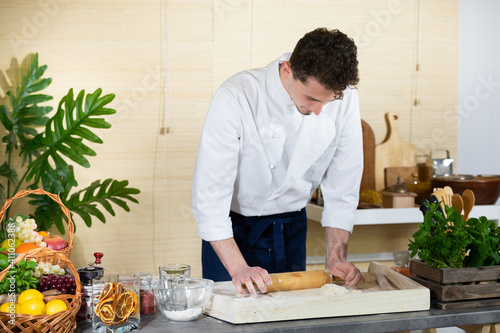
left=360, top=120, right=376, bottom=192
left=375, top=112, right=417, bottom=191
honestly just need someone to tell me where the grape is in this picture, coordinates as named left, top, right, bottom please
left=48, top=273, right=56, bottom=280
left=60, top=287, right=68, bottom=294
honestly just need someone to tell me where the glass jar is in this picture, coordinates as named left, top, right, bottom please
left=134, top=272, right=155, bottom=315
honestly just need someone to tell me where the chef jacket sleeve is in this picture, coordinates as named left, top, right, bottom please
left=191, top=87, right=241, bottom=242
left=319, top=89, right=363, bottom=233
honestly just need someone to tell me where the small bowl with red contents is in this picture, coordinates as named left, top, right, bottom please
left=152, top=278, right=214, bottom=321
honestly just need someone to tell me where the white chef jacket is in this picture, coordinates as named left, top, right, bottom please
left=192, top=53, right=363, bottom=242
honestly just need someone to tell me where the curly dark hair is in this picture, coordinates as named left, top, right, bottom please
left=289, top=28, right=359, bottom=99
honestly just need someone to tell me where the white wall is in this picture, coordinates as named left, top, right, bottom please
left=458, top=0, right=500, bottom=181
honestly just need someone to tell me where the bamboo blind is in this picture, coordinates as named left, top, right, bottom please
left=0, top=0, right=458, bottom=277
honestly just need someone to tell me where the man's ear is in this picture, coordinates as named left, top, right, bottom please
left=281, top=61, right=293, bottom=79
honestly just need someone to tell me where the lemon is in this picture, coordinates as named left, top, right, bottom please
left=45, top=299, right=68, bottom=315
left=19, top=299, right=45, bottom=315
left=0, top=302, right=19, bottom=313
left=1, top=238, right=23, bottom=251
left=17, top=289, right=44, bottom=305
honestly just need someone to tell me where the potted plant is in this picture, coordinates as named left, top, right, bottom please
left=408, top=200, right=500, bottom=308
left=0, top=53, right=140, bottom=238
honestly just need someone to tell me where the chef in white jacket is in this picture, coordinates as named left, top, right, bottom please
left=192, top=28, right=364, bottom=295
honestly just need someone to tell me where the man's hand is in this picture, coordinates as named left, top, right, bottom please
left=231, top=265, right=272, bottom=295
left=210, top=238, right=272, bottom=295
left=325, top=227, right=365, bottom=287
left=328, top=260, right=364, bottom=287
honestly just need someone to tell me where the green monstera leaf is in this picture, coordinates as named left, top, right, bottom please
left=0, top=53, right=140, bottom=236
left=23, top=88, right=115, bottom=192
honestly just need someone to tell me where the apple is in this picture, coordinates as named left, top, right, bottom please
left=43, top=235, right=67, bottom=251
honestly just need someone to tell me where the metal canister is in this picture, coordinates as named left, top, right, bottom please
left=431, top=149, right=454, bottom=176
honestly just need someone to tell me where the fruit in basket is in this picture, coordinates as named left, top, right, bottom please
left=33, top=262, right=66, bottom=278
left=43, top=235, right=67, bottom=251
left=19, top=298, right=46, bottom=315
left=37, top=274, right=77, bottom=294
left=14, top=216, right=44, bottom=245
left=0, top=302, right=20, bottom=313
left=45, top=299, right=68, bottom=315
left=17, top=289, right=44, bottom=305
left=15, top=242, right=39, bottom=253
left=1, top=238, right=23, bottom=251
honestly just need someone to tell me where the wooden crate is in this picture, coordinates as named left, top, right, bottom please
left=410, top=259, right=500, bottom=310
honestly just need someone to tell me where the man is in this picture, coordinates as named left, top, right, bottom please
left=191, top=27, right=364, bottom=295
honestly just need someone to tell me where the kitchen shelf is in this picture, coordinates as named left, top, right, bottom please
left=306, top=203, right=500, bottom=225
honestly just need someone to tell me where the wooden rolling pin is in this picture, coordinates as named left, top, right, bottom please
left=266, top=270, right=333, bottom=292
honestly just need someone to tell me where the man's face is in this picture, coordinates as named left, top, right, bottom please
left=280, top=62, right=338, bottom=116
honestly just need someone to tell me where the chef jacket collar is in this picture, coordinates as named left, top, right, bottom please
left=269, top=52, right=295, bottom=107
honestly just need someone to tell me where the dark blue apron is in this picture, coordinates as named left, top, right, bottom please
left=202, top=208, right=307, bottom=282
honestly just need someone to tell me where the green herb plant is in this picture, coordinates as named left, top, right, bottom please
left=409, top=201, right=500, bottom=268
left=0, top=53, right=140, bottom=238
left=465, top=216, right=500, bottom=267
left=0, top=250, right=38, bottom=294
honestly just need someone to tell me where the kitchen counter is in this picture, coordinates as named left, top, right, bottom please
left=75, top=306, right=500, bottom=333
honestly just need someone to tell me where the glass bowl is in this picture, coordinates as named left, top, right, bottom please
left=152, top=278, right=214, bottom=321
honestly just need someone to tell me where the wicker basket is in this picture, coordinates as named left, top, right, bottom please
left=0, top=248, right=81, bottom=333
left=0, top=189, right=73, bottom=268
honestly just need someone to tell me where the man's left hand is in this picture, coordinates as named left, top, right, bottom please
left=328, top=260, right=365, bottom=287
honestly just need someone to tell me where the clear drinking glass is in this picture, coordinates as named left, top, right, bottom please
left=393, top=250, right=410, bottom=267
left=92, top=275, right=140, bottom=333
left=158, top=263, right=191, bottom=280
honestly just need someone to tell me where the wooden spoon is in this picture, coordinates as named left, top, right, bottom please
left=462, top=189, right=475, bottom=221
left=451, top=193, right=463, bottom=215
left=443, top=186, right=454, bottom=207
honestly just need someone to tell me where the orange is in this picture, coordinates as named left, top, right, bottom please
left=129, top=291, right=139, bottom=316
left=37, top=231, right=49, bottom=238
left=15, top=243, right=38, bottom=253
left=114, top=291, right=135, bottom=319
left=99, top=283, right=114, bottom=302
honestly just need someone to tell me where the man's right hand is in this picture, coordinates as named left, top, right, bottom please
left=209, top=238, right=272, bottom=295
left=231, top=265, right=272, bottom=295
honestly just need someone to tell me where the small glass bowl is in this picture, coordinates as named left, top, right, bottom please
left=152, top=278, right=214, bottom=322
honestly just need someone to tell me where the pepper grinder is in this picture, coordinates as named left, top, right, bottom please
left=76, top=252, right=105, bottom=322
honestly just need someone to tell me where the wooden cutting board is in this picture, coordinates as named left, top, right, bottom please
left=205, top=262, right=429, bottom=324
left=360, top=120, right=376, bottom=192
left=375, top=112, right=417, bottom=191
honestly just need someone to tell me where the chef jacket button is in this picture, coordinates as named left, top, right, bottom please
left=269, top=163, right=275, bottom=169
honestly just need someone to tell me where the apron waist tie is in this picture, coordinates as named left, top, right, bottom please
left=247, top=218, right=287, bottom=272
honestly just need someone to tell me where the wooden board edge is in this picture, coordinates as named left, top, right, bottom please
left=226, top=289, right=430, bottom=324
left=369, top=261, right=428, bottom=291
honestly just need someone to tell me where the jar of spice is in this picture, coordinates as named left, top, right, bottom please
left=134, top=272, right=155, bottom=315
